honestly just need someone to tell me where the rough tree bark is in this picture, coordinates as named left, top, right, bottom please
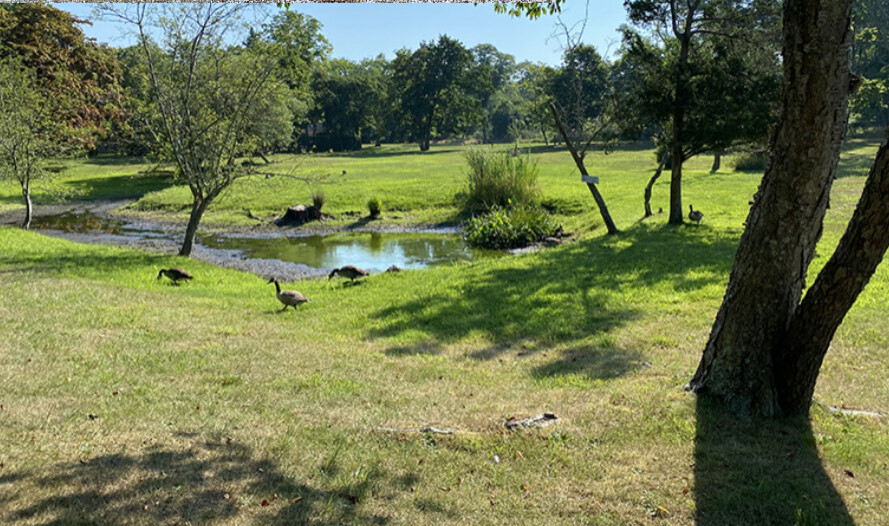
left=775, top=129, right=889, bottom=414
left=689, top=0, right=855, bottom=417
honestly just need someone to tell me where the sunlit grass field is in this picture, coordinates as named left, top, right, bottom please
left=0, top=138, right=887, bottom=525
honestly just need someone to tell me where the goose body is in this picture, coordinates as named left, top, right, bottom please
left=688, top=205, right=704, bottom=224
left=268, top=278, right=309, bottom=311
left=328, top=265, right=369, bottom=282
left=157, top=267, right=194, bottom=284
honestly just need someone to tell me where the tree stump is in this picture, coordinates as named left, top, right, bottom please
left=275, top=205, right=322, bottom=226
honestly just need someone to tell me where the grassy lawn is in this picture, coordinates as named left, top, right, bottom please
left=1, top=139, right=887, bottom=525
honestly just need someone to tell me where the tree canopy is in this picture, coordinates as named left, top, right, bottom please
left=0, top=3, right=124, bottom=151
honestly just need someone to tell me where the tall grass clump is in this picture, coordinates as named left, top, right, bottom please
left=464, top=204, right=558, bottom=249
left=366, top=195, right=382, bottom=217
left=311, top=190, right=325, bottom=211
left=463, top=148, right=540, bottom=212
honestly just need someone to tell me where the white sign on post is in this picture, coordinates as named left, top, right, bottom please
left=581, top=175, right=599, bottom=184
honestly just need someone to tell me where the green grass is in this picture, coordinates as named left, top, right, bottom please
left=0, top=139, right=888, bottom=524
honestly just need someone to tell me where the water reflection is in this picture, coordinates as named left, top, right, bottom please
left=28, top=210, right=498, bottom=271
left=200, top=231, right=497, bottom=271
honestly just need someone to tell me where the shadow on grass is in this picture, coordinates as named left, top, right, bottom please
left=0, top=436, right=390, bottom=525
left=63, top=171, right=176, bottom=201
left=694, top=398, right=854, bottom=526
left=368, top=224, right=739, bottom=371
left=82, top=155, right=151, bottom=167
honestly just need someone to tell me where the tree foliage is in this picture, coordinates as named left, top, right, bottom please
left=104, top=3, right=295, bottom=256
left=851, top=0, right=889, bottom=129
left=0, top=3, right=124, bottom=151
left=0, top=58, right=64, bottom=229
left=620, top=0, right=782, bottom=223
left=392, top=36, right=479, bottom=151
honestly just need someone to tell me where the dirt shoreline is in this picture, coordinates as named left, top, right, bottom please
left=2, top=199, right=481, bottom=282
left=1, top=199, right=463, bottom=236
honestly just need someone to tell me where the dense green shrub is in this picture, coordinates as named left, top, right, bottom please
left=732, top=152, right=767, bottom=172
left=464, top=205, right=558, bottom=249
left=366, top=195, right=382, bottom=217
left=463, top=148, right=540, bottom=212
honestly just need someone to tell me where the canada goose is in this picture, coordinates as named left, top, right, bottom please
left=157, top=267, right=194, bottom=285
left=328, top=265, right=369, bottom=283
left=688, top=205, right=704, bottom=224
left=267, top=278, right=309, bottom=311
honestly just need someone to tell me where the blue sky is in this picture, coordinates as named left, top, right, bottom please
left=52, top=2, right=630, bottom=66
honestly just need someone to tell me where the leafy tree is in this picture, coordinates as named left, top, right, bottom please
left=549, top=44, right=612, bottom=150
left=467, top=44, right=516, bottom=143
left=392, top=36, right=479, bottom=151
left=515, top=62, right=559, bottom=145
left=246, top=10, right=330, bottom=148
left=309, top=59, right=382, bottom=151
left=493, top=1, right=563, bottom=18
left=0, top=3, right=124, bottom=151
left=622, top=0, right=782, bottom=224
left=851, top=0, right=889, bottom=129
left=0, top=58, right=65, bottom=229
left=690, top=0, right=889, bottom=417
left=104, top=3, right=295, bottom=257
left=614, top=22, right=781, bottom=216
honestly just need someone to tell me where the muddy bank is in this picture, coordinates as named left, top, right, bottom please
left=5, top=199, right=497, bottom=282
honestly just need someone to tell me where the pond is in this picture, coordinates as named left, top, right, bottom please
left=26, top=209, right=500, bottom=278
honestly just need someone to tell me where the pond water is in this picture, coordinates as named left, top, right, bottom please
left=27, top=209, right=498, bottom=274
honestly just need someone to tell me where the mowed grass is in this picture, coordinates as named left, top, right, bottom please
left=0, top=138, right=888, bottom=525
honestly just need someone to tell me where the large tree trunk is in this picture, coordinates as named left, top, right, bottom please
left=689, top=0, right=855, bottom=417
left=21, top=184, right=32, bottom=230
left=644, top=158, right=667, bottom=218
left=179, top=197, right=210, bottom=257
left=775, top=128, right=889, bottom=414
left=711, top=152, right=721, bottom=173
left=669, top=34, right=691, bottom=225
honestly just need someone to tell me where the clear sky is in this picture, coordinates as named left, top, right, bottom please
left=51, top=1, right=629, bottom=66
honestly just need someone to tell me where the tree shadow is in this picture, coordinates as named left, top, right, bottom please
left=694, top=398, right=855, bottom=526
left=1, top=435, right=391, bottom=526
left=62, top=172, right=175, bottom=201
left=367, top=225, right=739, bottom=368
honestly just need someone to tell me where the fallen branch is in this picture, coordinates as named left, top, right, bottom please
left=504, top=412, right=560, bottom=430
left=813, top=398, right=887, bottom=419
left=378, top=425, right=457, bottom=434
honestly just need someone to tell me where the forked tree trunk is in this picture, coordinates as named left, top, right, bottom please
left=179, top=197, right=210, bottom=257
left=689, top=0, right=855, bottom=417
left=21, top=184, right=32, bottom=230
left=775, top=129, right=889, bottom=414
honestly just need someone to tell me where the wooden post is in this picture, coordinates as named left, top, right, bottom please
left=548, top=102, right=619, bottom=235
